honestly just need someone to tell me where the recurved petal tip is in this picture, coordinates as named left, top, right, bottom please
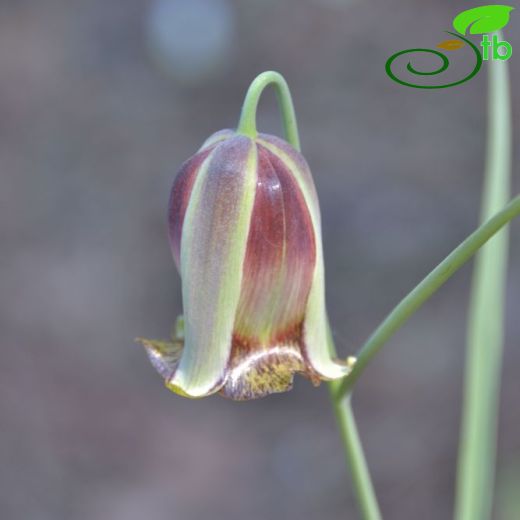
left=136, top=337, right=182, bottom=380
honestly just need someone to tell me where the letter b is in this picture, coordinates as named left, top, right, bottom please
left=492, top=35, right=512, bottom=61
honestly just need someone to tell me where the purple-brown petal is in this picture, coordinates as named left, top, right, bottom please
left=233, top=143, right=316, bottom=345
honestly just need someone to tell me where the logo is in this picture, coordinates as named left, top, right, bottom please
left=386, top=5, right=514, bottom=89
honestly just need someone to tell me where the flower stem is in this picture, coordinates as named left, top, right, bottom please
left=240, top=70, right=380, bottom=519
left=454, top=46, right=511, bottom=520
left=329, top=380, right=383, bottom=520
left=237, top=71, right=301, bottom=150
left=335, top=193, right=520, bottom=399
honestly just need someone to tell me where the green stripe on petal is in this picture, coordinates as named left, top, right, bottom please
left=168, top=136, right=258, bottom=397
left=258, top=138, right=350, bottom=380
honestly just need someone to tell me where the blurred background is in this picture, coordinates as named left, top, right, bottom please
left=1, top=1, right=519, bottom=519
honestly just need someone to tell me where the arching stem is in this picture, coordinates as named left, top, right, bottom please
left=239, top=71, right=380, bottom=519
left=237, top=71, right=301, bottom=151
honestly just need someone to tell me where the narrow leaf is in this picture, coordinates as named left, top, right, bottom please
left=454, top=34, right=512, bottom=520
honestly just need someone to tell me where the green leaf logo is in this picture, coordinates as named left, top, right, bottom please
left=453, top=5, right=514, bottom=35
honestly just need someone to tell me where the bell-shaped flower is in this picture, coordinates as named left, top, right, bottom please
left=138, top=129, right=353, bottom=400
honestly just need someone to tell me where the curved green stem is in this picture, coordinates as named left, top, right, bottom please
left=336, top=194, right=520, bottom=399
left=237, top=71, right=301, bottom=150
left=240, top=71, right=380, bottom=519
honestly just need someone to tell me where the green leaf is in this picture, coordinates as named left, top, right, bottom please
left=453, top=5, right=514, bottom=35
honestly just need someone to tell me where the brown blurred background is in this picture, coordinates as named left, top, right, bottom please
left=1, top=1, right=519, bottom=519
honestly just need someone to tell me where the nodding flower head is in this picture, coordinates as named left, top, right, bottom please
left=138, top=72, right=354, bottom=400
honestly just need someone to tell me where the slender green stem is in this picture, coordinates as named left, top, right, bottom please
left=454, top=46, right=511, bottom=520
left=336, top=193, right=520, bottom=399
left=237, top=71, right=301, bottom=150
left=327, top=324, right=382, bottom=519
left=329, top=378, right=383, bottom=520
left=239, top=71, right=380, bottom=519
